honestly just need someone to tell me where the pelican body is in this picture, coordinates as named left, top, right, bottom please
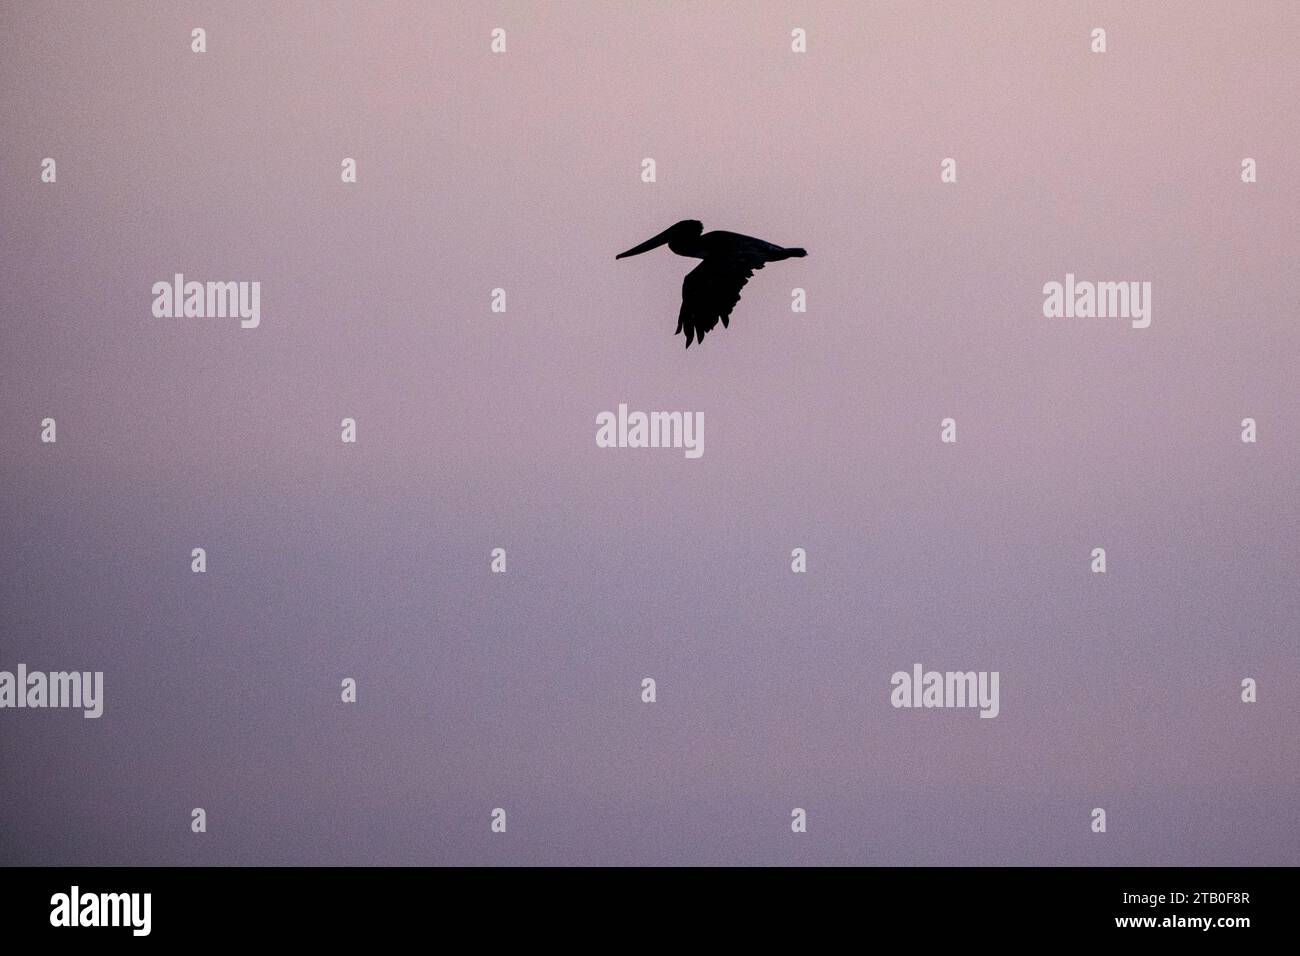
left=616, top=220, right=806, bottom=348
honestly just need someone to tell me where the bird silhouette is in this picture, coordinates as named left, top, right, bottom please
left=616, top=220, right=806, bottom=348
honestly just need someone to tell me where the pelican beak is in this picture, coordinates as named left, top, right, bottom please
left=616, top=227, right=674, bottom=259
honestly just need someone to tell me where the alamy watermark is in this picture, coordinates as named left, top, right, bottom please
left=596, top=403, right=703, bottom=459
left=152, top=273, right=260, bottom=329
left=890, top=663, right=999, bottom=718
left=0, top=664, right=103, bottom=718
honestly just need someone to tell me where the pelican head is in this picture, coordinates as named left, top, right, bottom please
left=616, top=219, right=704, bottom=259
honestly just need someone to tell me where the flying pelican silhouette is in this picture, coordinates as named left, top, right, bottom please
left=616, top=220, right=806, bottom=348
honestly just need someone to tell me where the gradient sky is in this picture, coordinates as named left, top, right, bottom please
left=1, top=1, right=1297, bottom=865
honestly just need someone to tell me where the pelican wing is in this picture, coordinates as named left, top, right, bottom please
left=676, top=247, right=769, bottom=348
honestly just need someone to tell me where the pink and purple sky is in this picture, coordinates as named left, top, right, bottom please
left=1, top=1, right=1297, bottom=864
